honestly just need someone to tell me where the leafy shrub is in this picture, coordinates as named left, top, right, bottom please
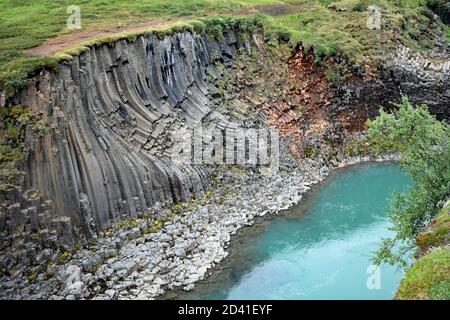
left=368, top=96, right=450, bottom=267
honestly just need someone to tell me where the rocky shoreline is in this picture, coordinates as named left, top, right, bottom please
left=0, top=7, right=448, bottom=300
left=0, top=147, right=398, bottom=300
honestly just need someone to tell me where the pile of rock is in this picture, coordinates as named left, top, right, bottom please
left=0, top=140, right=397, bottom=299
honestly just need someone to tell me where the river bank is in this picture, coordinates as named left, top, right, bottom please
left=172, top=161, right=409, bottom=300
left=0, top=143, right=398, bottom=300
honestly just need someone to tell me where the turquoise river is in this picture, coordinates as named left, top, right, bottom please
left=178, top=162, right=412, bottom=300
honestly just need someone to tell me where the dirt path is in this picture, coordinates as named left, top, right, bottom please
left=25, top=4, right=302, bottom=57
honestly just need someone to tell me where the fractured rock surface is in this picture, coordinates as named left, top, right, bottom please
left=382, top=45, right=450, bottom=121
left=1, top=21, right=449, bottom=299
left=14, top=29, right=259, bottom=234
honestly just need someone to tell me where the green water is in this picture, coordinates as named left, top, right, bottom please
left=181, top=162, right=412, bottom=300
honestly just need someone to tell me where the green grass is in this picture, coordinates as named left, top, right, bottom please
left=266, top=3, right=367, bottom=61
left=396, top=201, right=450, bottom=300
left=263, top=0, right=443, bottom=63
left=0, top=0, right=291, bottom=91
left=0, top=0, right=261, bottom=92
left=0, top=0, right=445, bottom=93
left=395, top=248, right=450, bottom=300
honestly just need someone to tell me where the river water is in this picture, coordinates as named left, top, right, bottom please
left=179, top=162, right=412, bottom=300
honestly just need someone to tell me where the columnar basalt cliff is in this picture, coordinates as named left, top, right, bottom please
left=381, top=45, right=450, bottom=121
left=5, top=28, right=262, bottom=241
left=0, top=18, right=450, bottom=299
left=2, top=25, right=450, bottom=250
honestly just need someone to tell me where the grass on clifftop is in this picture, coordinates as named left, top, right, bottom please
left=0, top=0, right=447, bottom=92
left=0, top=0, right=277, bottom=92
left=271, top=0, right=446, bottom=61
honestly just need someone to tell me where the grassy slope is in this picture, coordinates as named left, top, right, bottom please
left=396, top=201, right=450, bottom=300
left=0, top=0, right=445, bottom=92
left=396, top=248, right=450, bottom=299
left=0, top=0, right=280, bottom=90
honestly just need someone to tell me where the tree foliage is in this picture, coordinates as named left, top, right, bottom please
left=367, top=96, right=450, bottom=267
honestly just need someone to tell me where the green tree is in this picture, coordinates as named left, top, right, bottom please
left=367, top=96, right=450, bottom=267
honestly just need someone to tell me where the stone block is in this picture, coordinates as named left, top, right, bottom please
left=0, top=211, right=6, bottom=232
left=8, top=203, right=24, bottom=228
left=52, top=216, right=75, bottom=248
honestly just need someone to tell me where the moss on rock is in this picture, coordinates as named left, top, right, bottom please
left=396, top=200, right=450, bottom=300
left=416, top=200, right=450, bottom=252
left=0, top=105, right=32, bottom=190
left=395, top=248, right=450, bottom=300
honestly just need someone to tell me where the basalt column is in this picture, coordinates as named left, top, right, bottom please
left=14, top=30, right=258, bottom=235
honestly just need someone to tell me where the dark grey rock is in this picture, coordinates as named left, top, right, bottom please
left=8, top=203, right=24, bottom=229
left=0, top=211, right=6, bottom=232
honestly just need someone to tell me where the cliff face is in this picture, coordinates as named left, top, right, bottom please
left=2, top=22, right=450, bottom=250
left=380, top=45, right=450, bottom=121
left=9, top=29, right=259, bottom=238
left=0, top=20, right=449, bottom=300
left=428, top=1, right=450, bottom=25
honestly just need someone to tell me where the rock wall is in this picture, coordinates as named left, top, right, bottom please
left=0, top=21, right=449, bottom=299
left=428, top=0, right=450, bottom=25
left=8, top=28, right=259, bottom=239
left=2, top=22, right=449, bottom=250
left=380, top=45, right=450, bottom=121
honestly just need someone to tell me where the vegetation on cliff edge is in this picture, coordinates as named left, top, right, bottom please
left=416, top=200, right=450, bottom=251
left=367, top=96, right=450, bottom=268
left=0, top=0, right=447, bottom=93
left=395, top=200, right=449, bottom=300
left=395, top=247, right=450, bottom=300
